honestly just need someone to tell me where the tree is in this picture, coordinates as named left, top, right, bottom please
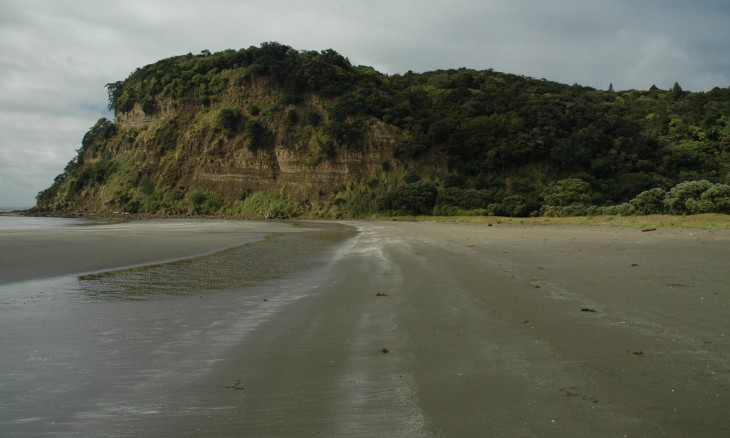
left=245, top=120, right=267, bottom=150
left=81, top=118, right=117, bottom=154
left=186, top=189, right=222, bottom=215
left=541, top=178, right=592, bottom=207
left=671, top=82, right=684, bottom=100
left=105, top=81, right=123, bottom=112
left=215, top=108, right=244, bottom=138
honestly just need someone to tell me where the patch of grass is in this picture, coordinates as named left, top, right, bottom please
left=364, top=213, right=730, bottom=229
left=230, top=191, right=298, bottom=219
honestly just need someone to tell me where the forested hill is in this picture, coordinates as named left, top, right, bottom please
left=35, top=42, right=730, bottom=218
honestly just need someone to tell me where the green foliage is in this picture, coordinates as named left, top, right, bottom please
left=541, top=178, right=592, bottom=207
left=305, top=134, right=335, bottom=166
left=305, top=110, right=321, bottom=126
left=233, top=191, right=297, bottom=218
left=630, top=188, right=667, bottom=215
left=105, top=82, right=123, bottom=112
left=393, top=132, right=429, bottom=159
left=378, top=182, right=438, bottom=215
left=660, top=180, right=730, bottom=214
left=71, top=161, right=116, bottom=193
left=81, top=118, right=117, bottom=157
left=590, top=202, right=637, bottom=216
left=186, top=189, right=223, bottom=215
left=244, top=120, right=267, bottom=150
left=403, top=170, right=421, bottom=183
left=285, top=109, right=299, bottom=126
left=325, top=121, right=366, bottom=145
left=433, top=205, right=487, bottom=216
left=501, top=195, right=534, bottom=217
left=699, top=184, right=730, bottom=214
left=215, top=108, right=244, bottom=138
left=435, top=187, right=492, bottom=210
left=664, top=180, right=713, bottom=214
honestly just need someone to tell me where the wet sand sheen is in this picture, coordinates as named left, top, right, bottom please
left=1, top=219, right=729, bottom=436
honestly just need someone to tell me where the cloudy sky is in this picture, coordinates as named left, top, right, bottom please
left=1, top=0, right=729, bottom=207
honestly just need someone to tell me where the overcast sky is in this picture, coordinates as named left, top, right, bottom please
left=1, top=0, right=729, bottom=207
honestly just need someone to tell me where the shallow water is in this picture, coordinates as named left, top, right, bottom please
left=0, top=216, right=89, bottom=230
left=77, top=231, right=349, bottom=299
left=0, top=223, right=356, bottom=437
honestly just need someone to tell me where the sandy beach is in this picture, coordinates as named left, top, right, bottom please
left=1, top=218, right=728, bottom=437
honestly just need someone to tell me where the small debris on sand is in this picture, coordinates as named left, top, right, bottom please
left=641, top=228, right=657, bottom=232
left=632, top=350, right=645, bottom=357
left=375, top=292, right=389, bottom=297
left=581, top=308, right=597, bottom=313
left=381, top=347, right=390, bottom=354
left=218, top=379, right=245, bottom=390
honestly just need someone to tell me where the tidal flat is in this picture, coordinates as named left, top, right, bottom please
left=1, top=218, right=729, bottom=437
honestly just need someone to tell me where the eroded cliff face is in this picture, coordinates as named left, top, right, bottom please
left=38, top=81, right=447, bottom=217
left=190, top=119, right=441, bottom=202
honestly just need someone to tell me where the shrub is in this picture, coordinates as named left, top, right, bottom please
left=630, top=188, right=667, bottom=215
left=326, top=121, right=366, bottom=145
left=123, top=200, right=140, bottom=214
left=501, top=195, right=533, bottom=217
left=245, top=120, right=267, bottom=150
left=541, top=178, right=592, bottom=207
left=540, top=203, right=592, bottom=217
left=433, top=204, right=459, bottom=216
left=305, top=110, right=321, bottom=126
left=595, top=203, right=637, bottom=216
left=186, top=189, right=223, bottom=215
left=435, top=187, right=492, bottom=210
left=234, top=191, right=296, bottom=218
left=81, top=118, right=117, bottom=153
left=379, top=182, right=438, bottom=215
left=215, top=108, right=244, bottom=138
left=403, top=171, right=421, bottom=183
left=285, top=109, right=299, bottom=126
left=698, top=183, right=730, bottom=214
left=664, top=180, right=713, bottom=214
left=393, top=138, right=428, bottom=159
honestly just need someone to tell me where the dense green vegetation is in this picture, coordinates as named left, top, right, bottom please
left=36, top=43, right=730, bottom=218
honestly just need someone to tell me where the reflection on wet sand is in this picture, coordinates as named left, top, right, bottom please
left=78, top=230, right=352, bottom=299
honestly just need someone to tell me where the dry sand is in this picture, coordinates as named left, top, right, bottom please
left=1, top=219, right=728, bottom=437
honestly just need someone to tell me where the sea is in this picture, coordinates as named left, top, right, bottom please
left=0, top=214, right=87, bottom=230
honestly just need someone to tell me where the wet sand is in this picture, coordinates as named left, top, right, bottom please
left=1, top=219, right=729, bottom=437
left=0, top=219, right=318, bottom=284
